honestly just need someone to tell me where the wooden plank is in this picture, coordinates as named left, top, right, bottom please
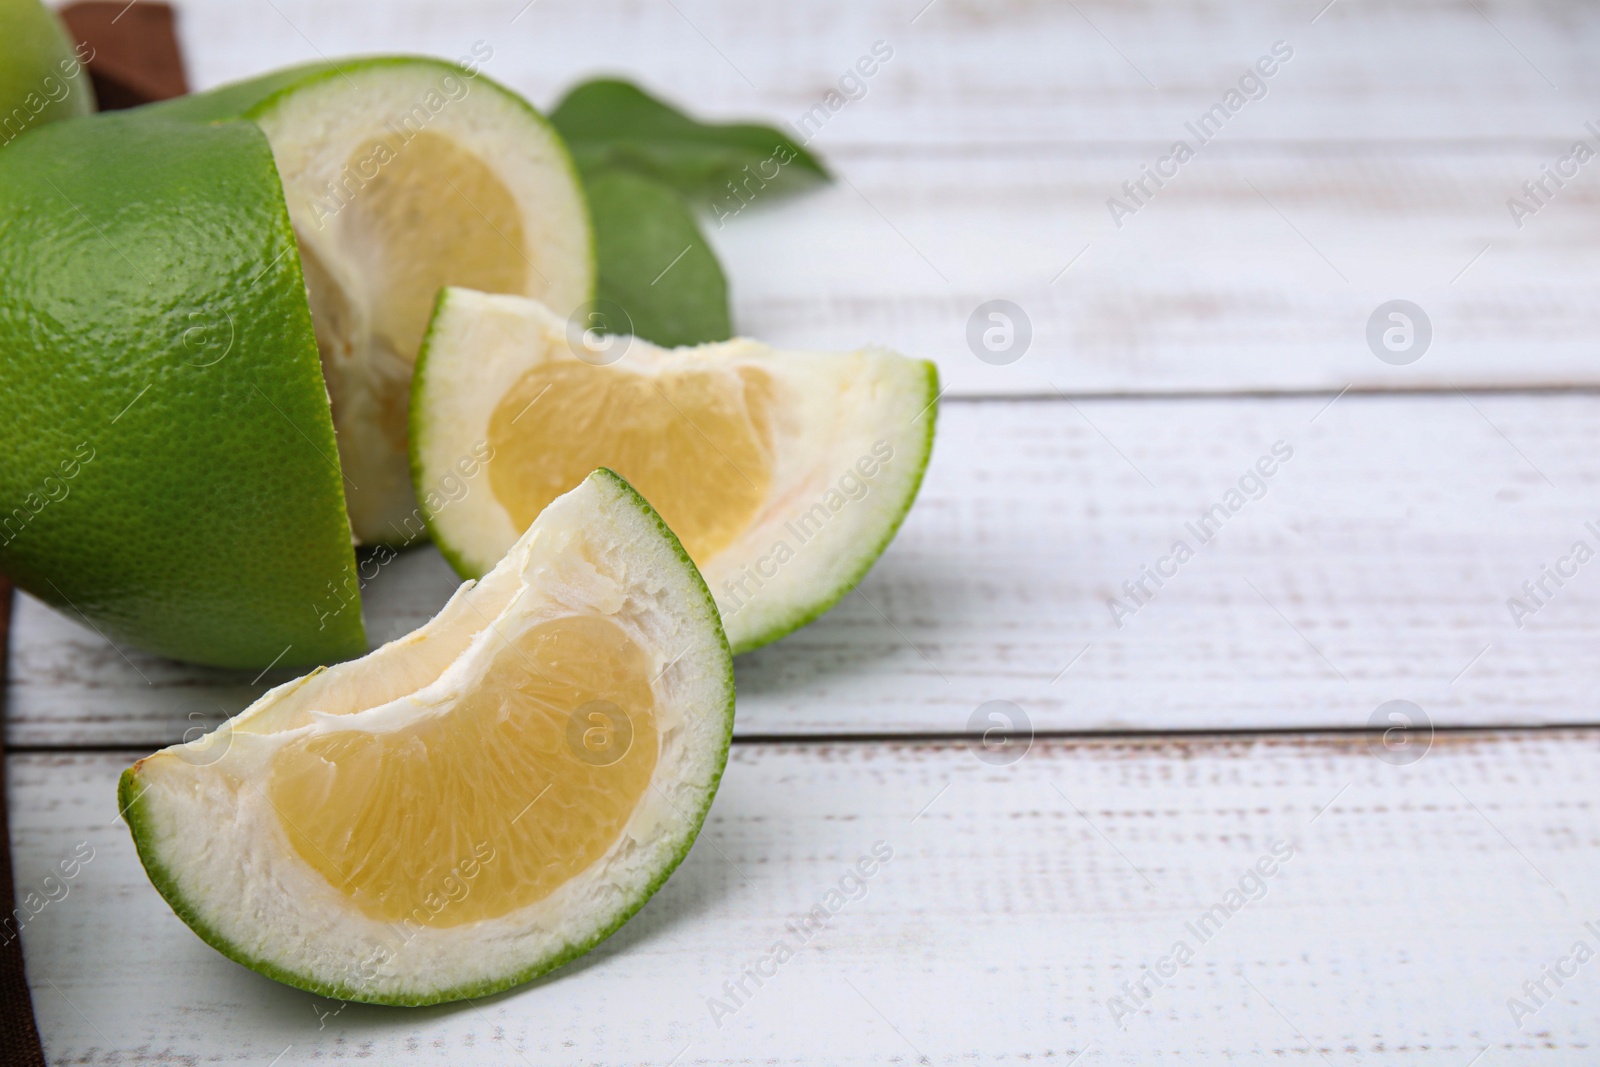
left=11, top=393, right=1600, bottom=747
left=165, top=0, right=1600, bottom=393
left=14, top=732, right=1599, bottom=1063
left=174, top=0, right=1600, bottom=145
left=711, top=145, right=1600, bottom=394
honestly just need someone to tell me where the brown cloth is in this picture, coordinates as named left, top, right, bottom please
left=59, top=1, right=189, bottom=110
left=1, top=8, right=187, bottom=1062
left=0, top=582, right=44, bottom=1067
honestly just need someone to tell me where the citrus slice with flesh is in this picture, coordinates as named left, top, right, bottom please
left=120, top=469, right=733, bottom=1005
left=411, top=288, right=939, bottom=654
left=157, top=58, right=595, bottom=545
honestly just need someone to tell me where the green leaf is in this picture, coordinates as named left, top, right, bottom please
left=551, top=78, right=828, bottom=210
left=584, top=169, right=731, bottom=347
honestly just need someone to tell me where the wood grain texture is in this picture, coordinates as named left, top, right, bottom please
left=15, top=734, right=1600, bottom=1064
left=12, top=2, right=1600, bottom=1061
left=174, top=0, right=1600, bottom=145
left=710, top=147, right=1600, bottom=394
left=10, top=393, right=1600, bottom=746
left=12, top=388, right=1600, bottom=748
left=164, top=0, right=1600, bottom=392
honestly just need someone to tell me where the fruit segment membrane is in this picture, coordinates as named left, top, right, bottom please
left=487, top=362, right=775, bottom=562
left=268, top=614, right=658, bottom=927
left=301, top=129, right=531, bottom=540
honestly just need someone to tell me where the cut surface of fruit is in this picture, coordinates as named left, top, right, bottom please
left=269, top=614, right=660, bottom=927
left=485, top=359, right=772, bottom=561
left=156, top=59, right=595, bottom=545
left=412, top=288, right=939, bottom=654
left=122, top=470, right=734, bottom=1005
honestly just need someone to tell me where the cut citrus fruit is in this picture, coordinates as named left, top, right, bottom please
left=121, top=469, right=733, bottom=1005
left=0, top=57, right=591, bottom=667
left=411, top=288, right=939, bottom=654
left=158, top=58, right=595, bottom=545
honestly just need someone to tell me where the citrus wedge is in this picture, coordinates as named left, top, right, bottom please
left=411, top=288, right=939, bottom=654
left=121, top=469, right=733, bottom=1004
left=156, top=58, right=595, bottom=545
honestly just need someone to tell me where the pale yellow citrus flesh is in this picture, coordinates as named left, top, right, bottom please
left=305, top=129, right=530, bottom=452
left=487, top=363, right=774, bottom=562
left=346, top=130, right=528, bottom=367
left=267, top=614, right=658, bottom=928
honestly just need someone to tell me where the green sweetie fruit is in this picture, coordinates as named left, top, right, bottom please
left=122, top=469, right=735, bottom=1004
left=0, top=112, right=365, bottom=667
left=0, top=57, right=592, bottom=667
left=152, top=56, right=595, bottom=546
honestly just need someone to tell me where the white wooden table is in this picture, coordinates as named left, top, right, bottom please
left=11, top=0, right=1600, bottom=1062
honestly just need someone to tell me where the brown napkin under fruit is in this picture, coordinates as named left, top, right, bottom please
left=59, top=1, right=188, bottom=109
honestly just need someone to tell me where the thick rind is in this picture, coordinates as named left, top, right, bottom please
left=730, top=358, right=938, bottom=654
left=411, top=287, right=480, bottom=580
left=121, top=470, right=734, bottom=1006
left=0, top=112, right=365, bottom=668
left=152, top=58, right=594, bottom=305
left=155, top=56, right=595, bottom=307
left=410, top=288, right=940, bottom=654
left=152, top=56, right=598, bottom=548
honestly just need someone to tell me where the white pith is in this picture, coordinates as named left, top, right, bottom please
left=414, top=289, right=936, bottom=653
left=251, top=62, right=593, bottom=546
left=127, top=472, right=730, bottom=1003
